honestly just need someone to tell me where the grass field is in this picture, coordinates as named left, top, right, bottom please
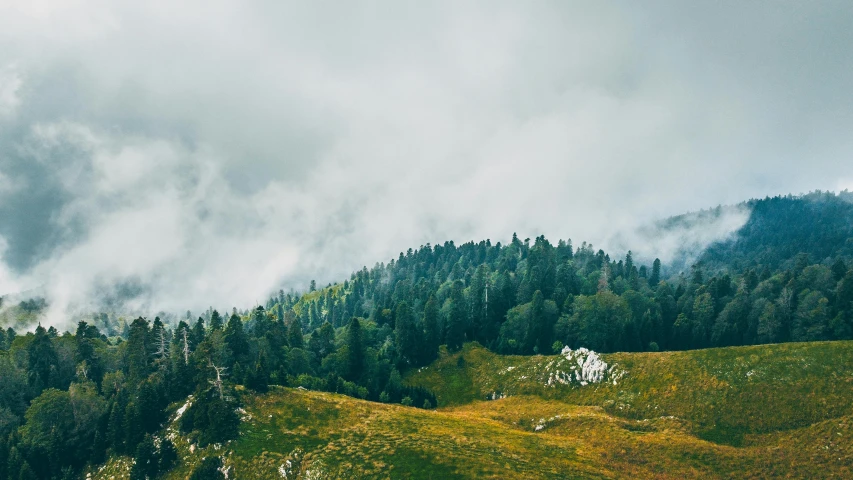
left=92, top=341, right=853, bottom=479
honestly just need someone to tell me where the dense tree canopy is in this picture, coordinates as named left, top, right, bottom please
left=1, top=191, right=853, bottom=478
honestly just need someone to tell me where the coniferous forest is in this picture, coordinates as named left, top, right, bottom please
left=1, top=192, right=853, bottom=479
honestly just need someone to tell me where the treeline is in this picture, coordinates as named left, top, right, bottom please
left=264, top=230, right=853, bottom=362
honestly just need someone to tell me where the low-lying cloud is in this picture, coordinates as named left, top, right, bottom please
left=1, top=1, right=852, bottom=327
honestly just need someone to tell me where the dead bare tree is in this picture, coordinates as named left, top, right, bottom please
left=154, top=328, right=170, bottom=368
left=182, top=328, right=191, bottom=365
left=209, top=361, right=227, bottom=399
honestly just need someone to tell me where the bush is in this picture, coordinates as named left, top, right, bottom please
left=129, top=435, right=157, bottom=480
left=159, top=438, right=178, bottom=472
left=189, top=456, right=224, bottom=480
left=181, top=390, right=240, bottom=447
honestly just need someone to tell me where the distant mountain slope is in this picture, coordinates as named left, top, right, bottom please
left=690, top=191, right=853, bottom=271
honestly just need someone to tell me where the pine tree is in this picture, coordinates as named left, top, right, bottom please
left=394, top=302, right=419, bottom=367
left=649, top=258, right=661, bottom=287
left=246, top=354, right=270, bottom=393
left=422, top=295, right=440, bottom=364
left=524, top=290, right=548, bottom=354
left=106, top=395, right=127, bottom=453
left=124, top=400, right=145, bottom=453
left=18, top=462, right=37, bottom=480
left=209, top=310, right=224, bottom=331
left=288, top=317, right=304, bottom=349
left=345, top=318, right=364, bottom=382
left=5, top=327, right=16, bottom=349
left=6, top=446, right=23, bottom=480
left=224, top=314, right=249, bottom=360
left=251, top=306, right=269, bottom=338
left=191, top=317, right=206, bottom=348
left=446, top=280, right=467, bottom=351
left=127, top=317, right=151, bottom=382
left=27, top=324, right=58, bottom=392
left=75, top=321, right=103, bottom=385
left=469, top=265, right=488, bottom=343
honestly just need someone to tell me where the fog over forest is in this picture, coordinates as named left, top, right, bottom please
left=1, top=1, right=853, bottom=324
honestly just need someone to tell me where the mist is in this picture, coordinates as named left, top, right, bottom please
left=1, top=1, right=853, bottom=327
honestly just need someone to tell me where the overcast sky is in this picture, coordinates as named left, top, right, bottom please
left=1, top=1, right=852, bottom=323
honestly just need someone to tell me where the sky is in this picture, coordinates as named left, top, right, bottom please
left=0, top=1, right=852, bottom=325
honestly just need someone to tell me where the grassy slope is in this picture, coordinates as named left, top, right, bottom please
left=407, top=342, right=853, bottom=442
left=92, top=341, right=853, bottom=479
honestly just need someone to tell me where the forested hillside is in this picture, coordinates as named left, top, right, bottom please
left=1, top=191, right=853, bottom=478
left=687, top=190, right=853, bottom=270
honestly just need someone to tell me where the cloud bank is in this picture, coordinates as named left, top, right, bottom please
left=1, top=1, right=852, bottom=326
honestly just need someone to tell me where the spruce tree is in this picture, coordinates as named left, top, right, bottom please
left=345, top=318, right=364, bottom=382
left=27, top=325, right=58, bottom=392
left=422, top=295, right=440, bottom=364
left=394, top=302, right=419, bottom=367
left=288, top=317, right=304, bottom=349
left=224, top=314, right=249, bottom=360
left=649, top=258, right=661, bottom=287
left=209, top=310, right=224, bottom=331
left=445, top=281, right=467, bottom=351
left=469, top=265, right=488, bottom=343
left=127, top=317, right=151, bottom=382
left=524, top=290, right=546, bottom=354
left=191, top=317, right=206, bottom=348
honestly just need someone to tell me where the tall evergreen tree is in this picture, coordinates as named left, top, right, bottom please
left=288, top=317, right=304, bottom=349
left=27, top=325, right=59, bottom=392
left=649, top=258, right=661, bottom=287
left=422, top=295, right=440, bottom=364
left=394, top=302, right=419, bottom=367
left=446, top=280, right=467, bottom=351
left=126, top=317, right=150, bottom=382
left=469, top=265, right=488, bottom=343
left=224, top=314, right=249, bottom=361
left=345, top=318, right=364, bottom=382
left=209, top=310, right=224, bottom=331
left=191, top=317, right=206, bottom=348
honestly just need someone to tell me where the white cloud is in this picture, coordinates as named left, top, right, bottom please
left=0, top=64, right=21, bottom=118
left=0, top=237, right=21, bottom=295
left=0, top=1, right=851, bottom=326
